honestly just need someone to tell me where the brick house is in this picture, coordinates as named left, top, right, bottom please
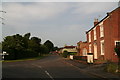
left=86, top=7, right=120, bottom=63
left=61, top=46, right=77, bottom=53
left=77, top=41, right=88, bottom=56
left=58, top=45, right=77, bottom=54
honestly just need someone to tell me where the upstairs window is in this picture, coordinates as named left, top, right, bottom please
left=100, top=22, right=104, bottom=38
left=94, top=28, right=97, bottom=40
left=89, top=32, right=91, bottom=42
left=89, top=44, right=92, bottom=53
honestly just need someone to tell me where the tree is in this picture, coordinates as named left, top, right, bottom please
left=24, top=33, right=31, bottom=39
left=31, top=37, right=41, bottom=44
left=44, top=40, right=54, bottom=52
left=114, top=43, right=120, bottom=72
left=2, top=34, right=25, bottom=59
left=28, top=37, right=41, bottom=56
left=2, top=33, right=42, bottom=60
left=62, top=50, right=68, bottom=58
left=2, top=33, right=55, bottom=60
left=52, top=46, right=58, bottom=51
left=23, top=33, right=31, bottom=48
left=40, top=45, right=49, bottom=55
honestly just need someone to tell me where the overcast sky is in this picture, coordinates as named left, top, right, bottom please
left=1, top=1, right=119, bottom=47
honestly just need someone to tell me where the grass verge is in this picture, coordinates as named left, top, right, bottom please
left=1, top=54, right=50, bottom=62
left=104, top=62, right=120, bottom=75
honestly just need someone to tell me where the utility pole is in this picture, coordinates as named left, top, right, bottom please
left=0, top=10, right=6, bottom=25
left=0, top=0, right=5, bottom=25
left=118, top=0, right=120, bottom=7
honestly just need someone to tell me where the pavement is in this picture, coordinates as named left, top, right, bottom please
left=63, top=58, right=120, bottom=79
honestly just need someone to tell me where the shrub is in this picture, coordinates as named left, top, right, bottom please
left=62, top=51, right=68, bottom=58
left=69, top=52, right=77, bottom=55
left=104, top=63, right=119, bottom=73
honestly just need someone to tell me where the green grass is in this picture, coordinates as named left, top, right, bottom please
left=1, top=54, right=50, bottom=62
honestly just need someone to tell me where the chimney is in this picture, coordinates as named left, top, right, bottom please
left=94, top=18, right=98, bottom=26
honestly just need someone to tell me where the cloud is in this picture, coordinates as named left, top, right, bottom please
left=71, top=2, right=118, bottom=15
left=2, top=2, right=71, bottom=33
left=3, top=3, right=70, bottom=21
left=2, top=2, right=118, bottom=47
left=3, top=0, right=119, bottom=2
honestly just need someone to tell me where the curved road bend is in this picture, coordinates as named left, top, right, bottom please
left=2, top=54, right=99, bottom=79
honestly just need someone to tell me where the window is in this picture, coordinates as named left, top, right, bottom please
left=115, top=41, right=120, bottom=47
left=100, top=22, right=104, bottom=38
left=101, top=40, right=104, bottom=55
left=89, top=44, right=92, bottom=53
left=94, top=28, right=97, bottom=40
left=89, top=32, right=91, bottom=42
left=82, top=48, right=87, bottom=56
left=115, top=41, right=120, bottom=55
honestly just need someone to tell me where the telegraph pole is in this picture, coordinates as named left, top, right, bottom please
left=118, top=0, right=120, bottom=7
left=0, top=0, right=6, bottom=59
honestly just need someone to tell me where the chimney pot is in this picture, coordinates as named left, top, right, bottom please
left=94, top=18, right=98, bottom=26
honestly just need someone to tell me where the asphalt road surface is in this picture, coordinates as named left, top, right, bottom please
left=2, top=54, right=99, bottom=80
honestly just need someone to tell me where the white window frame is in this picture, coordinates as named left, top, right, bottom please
left=115, top=41, right=120, bottom=46
left=100, top=40, right=104, bottom=55
left=99, top=22, right=104, bottom=38
left=94, top=43, right=97, bottom=59
left=89, top=44, right=92, bottom=53
left=93, top=28, right=97, bottom=40
left=114, top=41, right=120, bottom=55
left=88, top=32, right=91, bottom=42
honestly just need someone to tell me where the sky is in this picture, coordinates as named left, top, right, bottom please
left=0, top=0, right=119, bottom=47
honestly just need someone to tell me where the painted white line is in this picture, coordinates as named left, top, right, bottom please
left=36, top=65, right=42, bottom=68
left=31, top=64, right=42, bottom=68
left=31, top=64, right=54, bottom=80
left=45, top=70, right=54, bottom=80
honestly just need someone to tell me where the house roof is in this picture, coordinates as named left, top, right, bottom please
left=64, top=46, right=76, bottom=48
left=77, top=41, right=87, bottom=44
left=86, top=6, right=120, bottom=34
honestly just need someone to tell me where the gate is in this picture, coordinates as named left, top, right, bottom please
left=87, top=53, right=93, bottom=64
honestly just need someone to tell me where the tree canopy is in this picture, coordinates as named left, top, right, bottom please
left=2, top=33, right=56, bottom=60
left=44, top=40, right=54, bottom=52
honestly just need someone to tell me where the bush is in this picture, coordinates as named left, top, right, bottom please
left=104, top=63, right=119, bottom=73
left=69, top=52, right=77, bottom=55
left=62, top=51, right=68, bottom=58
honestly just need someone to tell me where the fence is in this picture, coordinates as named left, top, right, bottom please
left=73, top=56, right=87, bottom=61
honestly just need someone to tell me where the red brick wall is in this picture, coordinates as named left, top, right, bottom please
left=77, top=41, right=88, bottom=56
left=103, top=7, right=120, bottom=62
left=86, top=7, right=120, bottom=63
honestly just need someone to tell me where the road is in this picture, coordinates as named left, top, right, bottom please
left=2, top=54, right=99, bottom=79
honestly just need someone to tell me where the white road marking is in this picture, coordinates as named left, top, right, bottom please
left=45, top=70, right=54, bottom=80
left=31, top=64, right=54, bottom=80
left=31, top=64, right=42, bottom=68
